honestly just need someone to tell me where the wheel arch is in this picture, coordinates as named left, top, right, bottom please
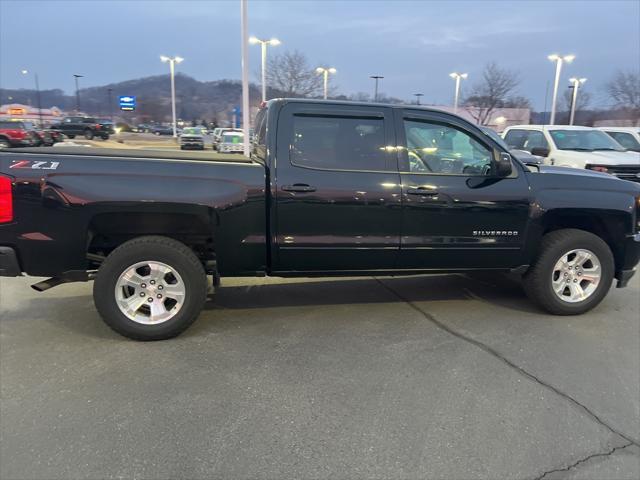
left=86, top=204, right=219, bottom=272
left=538, top=208, right=628, bottom=272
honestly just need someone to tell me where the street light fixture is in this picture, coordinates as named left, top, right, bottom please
left=548, top=54, right=575, bottom=125
left=249, top=36, right=281, bottom=102
left=449, top=72, right=468, bottom=114
left=568, top=77, right=587, bottom=126
left=73, top=74, right=84, bottom=112
left=316, top=67, right=337, bottom=100
left=160, top=55, right=184, bottom=137
left=370, top=75, right=384, bottom=102
left=21, top=69, right=44, bottom=126
left=413, top=93, right=424, bottom=105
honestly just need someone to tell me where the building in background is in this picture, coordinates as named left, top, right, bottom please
left=0, top=103, right=65, bottom=126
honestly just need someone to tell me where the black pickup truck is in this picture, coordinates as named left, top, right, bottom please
left=1, top=99, right=639, bottom=340
left=54, top=116, right=115, bottom=140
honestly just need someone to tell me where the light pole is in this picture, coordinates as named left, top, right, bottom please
left=107, top=88, right=113, bottom=122
left=370, top=75, right=383, bottom=102
left=240, top=0, right=250, bottom=156
left=414, top=93, right=424, bottom=105
left=316, top=67, right=336, bottom=100
left=568, top=77, right=587, bottom=126
left=21, top=69, right=44, bottom=126
left=548, top=54, right=575, bottom=125
left=249, top=36, right=280, bottom=102
left=73, top=74, right=83, bottom=112
left=449, top=72, right=468, bottom=114
left=160, top=55, right=184, bottom=137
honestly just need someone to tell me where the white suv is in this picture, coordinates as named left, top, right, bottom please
left=597, top=127, right=640, bottom=153
left=502, top=125, right=640, bottom=182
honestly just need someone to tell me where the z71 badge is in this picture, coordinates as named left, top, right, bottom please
left=9, top=160, right=60, bottom=170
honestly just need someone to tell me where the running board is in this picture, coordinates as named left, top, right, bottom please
left=31, top=271, right=95, bottom=292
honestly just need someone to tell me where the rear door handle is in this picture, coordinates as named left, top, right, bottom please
left=281, top=184, right=317, bottom=193
left=407, top=187, right=438, bottom=196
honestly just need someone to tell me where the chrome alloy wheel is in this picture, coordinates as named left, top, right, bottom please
left=551, top=249, right=602, bottom=303
left=115, top=261, right=185, bottom=324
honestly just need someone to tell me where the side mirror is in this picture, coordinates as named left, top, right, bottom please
left=530, top=146, right=550, bottom=157
left=495, top=152, right=513, bottom=177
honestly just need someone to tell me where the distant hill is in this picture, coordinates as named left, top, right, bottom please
left=0, top=74, right=265, bottom=124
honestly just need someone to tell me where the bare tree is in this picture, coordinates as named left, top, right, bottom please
left=562, top=87, right=591, bottom=112
left=462, top=62, right=526, bottom=125
left=606, top=70, right=640, bottom=121
left=266, top=50, right=323, bottom=98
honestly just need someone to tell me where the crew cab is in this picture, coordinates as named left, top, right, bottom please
left=1, top=99, right=639, bottom=341
left=502, top=125, right=640, bottom=182
left=0, top=120, right=38, bottom=148
left=55, top=116, right=114, bottom=140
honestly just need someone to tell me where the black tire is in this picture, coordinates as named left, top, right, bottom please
left=180, top=146, right=185, bottom=150
left=67, top=134, right=75, bottom=139
left=523, top=229, right=614, bottom=315
left=0, top=137, right=10, bottom=148
left=93, top=236, right=208, bottom=340
left=101, top=134, right=109, bottom=140
left=84, top=129, right=94, bottom=140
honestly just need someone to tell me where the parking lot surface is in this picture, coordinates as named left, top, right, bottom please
left=1, top=273, right=639, bottom=479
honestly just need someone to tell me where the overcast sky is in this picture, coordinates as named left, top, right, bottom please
left=1, top=0, right=638, bottom=110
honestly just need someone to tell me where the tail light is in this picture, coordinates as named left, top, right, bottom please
left=0, top=175, right=13, bottom=223
left=95, top=124, right=101, bottom=130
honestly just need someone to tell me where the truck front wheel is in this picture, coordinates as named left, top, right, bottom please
left=84, top=129, right=94, bottom=140
left=93, top=236, right=208, bottom=340
left=523, top=229, right=614, bottom=315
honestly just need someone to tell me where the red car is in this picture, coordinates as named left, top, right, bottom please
left=0, top=120, right=38, bottom=148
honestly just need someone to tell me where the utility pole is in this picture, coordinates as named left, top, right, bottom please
left=107, top=88, right=113, bottom=122
left=370, top=75, right=383, bottom=102
left=414, top=93, right=424, bottom=105
left=73, top=74, right=83, bottom=112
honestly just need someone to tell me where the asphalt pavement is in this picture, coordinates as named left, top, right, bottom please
left=1, top=273, right=638, bottom=479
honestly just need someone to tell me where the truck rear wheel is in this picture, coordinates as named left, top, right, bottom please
left=93, top=236, right=208, bottom=340
left=523, top=229, right=614, bottom=315
left=84, top=129, right=94, bottom=140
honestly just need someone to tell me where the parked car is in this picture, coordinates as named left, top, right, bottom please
left=55, top=116, right=114, bottom=140
left=502, top=125, right=640, bottom=182
left=152, top=125, right=174, bottom=136
left=179, top=127, right=205, bottom=150
left=46, top=128, right=65, bottom=144
left=597, top=127, right=640, bottom=153
left=212, top=128, right=241, bottom=148
left=1, top=99, right=640, bottom=341
left=217, top=131, right=244, bottom=153
left=479, top=126, right=543, bottom=165
left=0, top=120, right=38, bottom=148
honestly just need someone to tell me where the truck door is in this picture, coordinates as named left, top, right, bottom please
left=395, top=109, right=530, bottom=269
left=273, top=103, right=401, bottom=272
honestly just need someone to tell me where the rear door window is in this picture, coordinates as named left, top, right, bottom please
left=290, top=115, right=388, bottom=171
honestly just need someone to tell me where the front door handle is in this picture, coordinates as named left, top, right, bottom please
left=281, top=183, right=317, bottom=193
left=407, top=187, right=438, bottom=196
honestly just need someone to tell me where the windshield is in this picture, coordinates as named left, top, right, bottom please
left=549, top=129, right=626, bottom=152
left=222, top=134, right=243, bottom=144
left=182, top=127, right=201, bottom=135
